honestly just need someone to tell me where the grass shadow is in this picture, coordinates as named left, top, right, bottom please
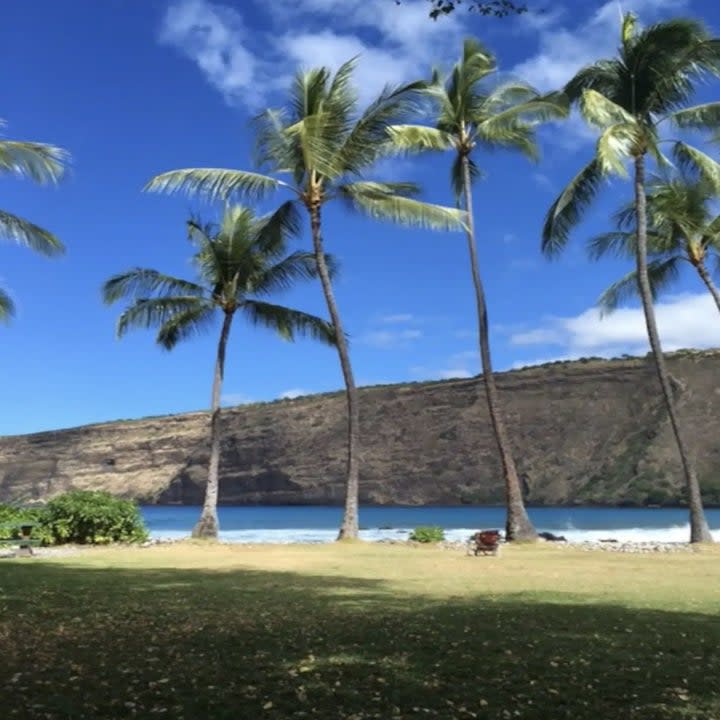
left=1, top=558, right=719, bottom=719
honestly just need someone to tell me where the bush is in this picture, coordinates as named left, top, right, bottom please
left=410, top=526, right=445, bottom=543
left=0, top=504, right=52, bottom=544
left=42, top=491, right=148, bottom=545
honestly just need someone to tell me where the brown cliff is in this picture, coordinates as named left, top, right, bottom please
left=1, top=350, right=719, bottom=506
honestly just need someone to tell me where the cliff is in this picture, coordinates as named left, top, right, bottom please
left=2, top=350, right=719, bottom=507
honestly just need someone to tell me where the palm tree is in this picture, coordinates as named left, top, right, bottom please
left=145, top=60, right=466, bottom=539
left=542, top=13, right=720, bottom=543
left=0, top=121, right=68, bottom=322
left=387, top=39, right=567, bottom=540
left=102, top=204, right=337, bottom=539
left=591, top=174, right=720, bottom=314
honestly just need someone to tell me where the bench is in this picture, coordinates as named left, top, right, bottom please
left=468, top=529, right=502, bottom=556
left=0, top=523, right=40, bottom=557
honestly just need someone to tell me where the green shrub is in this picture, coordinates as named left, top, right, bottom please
left=0, top=504, right=52, bottom=544
left=410, top=526, right=445, bottom=543
left=43, top=491, right=148, bottom=545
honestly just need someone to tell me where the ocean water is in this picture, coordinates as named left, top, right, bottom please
left=141, top=505, right=720, bottom=544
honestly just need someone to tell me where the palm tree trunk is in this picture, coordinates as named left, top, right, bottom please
left=309, top=203, right=360, bottom=540
left=634, top=154, right=712, bottom=543
left=192, top=310, right=234, bottom=539
left=695, top=261, right=720, bottom=315
left=461, top=154, right=537, bottom=541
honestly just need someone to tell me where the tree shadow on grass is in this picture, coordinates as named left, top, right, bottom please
left=1, top=561, right=719, bottom=720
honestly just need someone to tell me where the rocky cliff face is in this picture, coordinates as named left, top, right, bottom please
left=2, top=351, right=719, bottom=506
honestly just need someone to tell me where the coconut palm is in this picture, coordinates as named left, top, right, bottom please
left=145, top=59, right=466, bottom=539
left=542, top=13, right=720, bottom=542
left=102, top=204, right=337, bottom=539
left=591, top=174, right=720, bottom=314
left=387, top=39, right=567, bottom=540
left=0, top=121, right=68, bottom=322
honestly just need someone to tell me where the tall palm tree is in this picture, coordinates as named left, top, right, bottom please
left=590, top=174, right=720, bottom=314
left=386, top=39, right=567, bottom=540
left=0, top=121, right=68, bottom=321
left=542, top=13, right=720, bottom=543
left=145, top=60, right=466, bottom=539
left=102, top=204, right=337, bottom=539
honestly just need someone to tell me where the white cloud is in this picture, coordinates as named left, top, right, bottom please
left=360, top=328, right=423, bottom=348
left=509, top=293, right=720, bottom=359
left=512, top=0, right=689, bottom=147
left=159, top=0, right=463, bottom=109
left=221, top=392, right=253, bottom=406
left=160, top=0, right=265, bottom=106
left=279, top=388, right=308, bottom=399
left=513, top=0, right=689, bottom=93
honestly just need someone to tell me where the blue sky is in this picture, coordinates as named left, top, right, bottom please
left=3, top=0, right=720, bottom=436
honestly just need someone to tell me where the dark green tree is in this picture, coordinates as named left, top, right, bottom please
left=103, top=204, right=336, bottom=539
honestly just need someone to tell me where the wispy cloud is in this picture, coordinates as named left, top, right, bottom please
left=512, top=0, right=689, bottom=147
left=221, top=392, right=254, bottom=406
left=360, top=328, right=423, bottom=349
left=278, top=388, right=308, bottom=399
left=159, top=0, right=463, bottom=109
left=513, top=0, right=689, bottom=93
left=509, top=292, right=720, bottom=360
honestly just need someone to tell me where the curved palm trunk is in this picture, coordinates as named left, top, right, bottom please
left=309, top=204, right=360, bottom=540
left=461, top=154, right=537, bottom=541
left=192, top=310, right=234, bottom=539
left=634, top=155, right=712, bottom=543
left=695, top=261, right=720, bottom=314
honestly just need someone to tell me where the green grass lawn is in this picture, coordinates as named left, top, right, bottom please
left=1, top=542, right=719, bottom=719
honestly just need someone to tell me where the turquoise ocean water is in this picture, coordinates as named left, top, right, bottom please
left=141, top=505, right=720, bottom=543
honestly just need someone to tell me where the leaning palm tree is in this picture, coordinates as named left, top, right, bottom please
left=387, top=39, right=567, bottom=540
left=145, top=59, right=466, bottom=539
left=542, top=13, right=720, bottom=543
left=0, top=120, right=68, bottom=321
left=102, top=204, right=337, bottom=539
left=591, top=174, right=720, bottom=314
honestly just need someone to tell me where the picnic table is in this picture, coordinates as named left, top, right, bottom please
left=0, top=523, right=40, bottom=557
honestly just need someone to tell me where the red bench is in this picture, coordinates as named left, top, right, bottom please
left=469, top=530, right=502, bottom=556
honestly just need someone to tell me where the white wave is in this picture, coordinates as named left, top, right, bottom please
left=149, top=524, right=720, bottom=544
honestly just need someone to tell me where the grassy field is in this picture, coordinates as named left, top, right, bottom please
left=1, top=542, right=719, bottom=720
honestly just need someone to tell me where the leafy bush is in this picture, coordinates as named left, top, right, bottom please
left=42, top=491, right=148, bottom=545
left=410, top=526, right=445, bottom=543
left=0, top=504, right=52, bottom=544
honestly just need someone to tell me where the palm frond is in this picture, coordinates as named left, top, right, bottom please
left=672, top=142, right=720, bottom=192
left=0, top=286, right=15, bottom=324
left=542, top=159, right=605, bottom=257
left=596, top=123, right=639, bottom=176
left=340, top=182, right=467, bottom=231
left=587, top=230, right=636, bottom=260
left=450, top=152, right=482, bottom=201
left=579, top=90, right=635, bottom=129
left=145, top=168, right=282, bottom=202
left=386, top=124, right=454, bottom=153
left=254, top=200, right=302, bottom=257
left=475, top=120, right=538, bottom=160
left=155, top=304, right=218, bottom=350
left=252, top=250, right=337, bottom=296
left=0, top=140, right=68, bottom=184
left=0, top=210, right=64, bottom=255
left=598, top=258, right=681, bottom=315
left=115, top=297, right=214, bottom=340
left=284, top=111, right=348, bottom=180
left=563, top=59, right=624, bottom=104
left=339, top=80, right=427, bottom=173
left=241, top=300, right=337, bottom=345
left=670, top=101, right=720, bottom=130
left=102, top=269, right=206, bottom=305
